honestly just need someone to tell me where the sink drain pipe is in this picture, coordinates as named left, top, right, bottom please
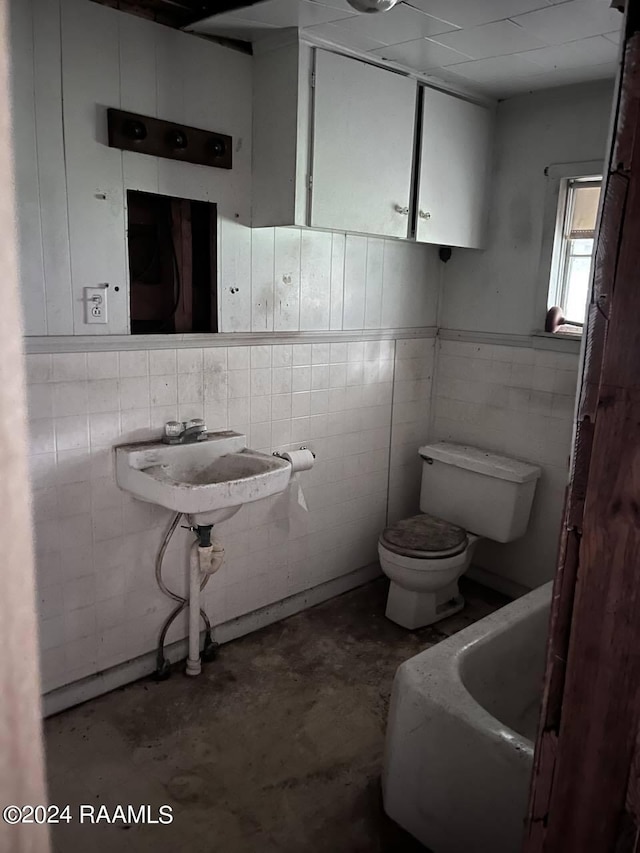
left=154, top=513, right=224, bottom=679
left=186, top=524, right=225, bottom=676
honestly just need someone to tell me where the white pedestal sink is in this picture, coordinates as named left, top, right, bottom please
left=115, top=430, right=291, bottom=525
left=115, top=430, right=292, bottom=676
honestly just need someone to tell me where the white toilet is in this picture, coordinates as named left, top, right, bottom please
left=378, top=442, right=541, bottom=629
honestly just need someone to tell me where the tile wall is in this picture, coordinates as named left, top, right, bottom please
left=432, top=339, right=579, bottom=590
left=28, top=333, right=577, bottom=692
left=27, top=337, right=434, bottom=693
left=388, top=339, right=435, bottom=524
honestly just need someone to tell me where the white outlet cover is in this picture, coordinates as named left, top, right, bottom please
left=84, top=286, right=108, bottom=324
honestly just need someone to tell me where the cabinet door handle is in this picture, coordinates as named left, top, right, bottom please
left=394, top=205, right=409, bottom=215
left=419, top=210, right=431, bottom=220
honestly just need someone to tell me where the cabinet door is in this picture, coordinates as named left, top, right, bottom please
left=416, top=88, right=492, bottom=249
left=310, top=50, right=416, bottom=239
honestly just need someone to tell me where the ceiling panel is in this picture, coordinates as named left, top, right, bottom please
left=443, top=53, right=549, bottom=85
left=603, top=29, right=621, bottom=44
left=221, top=0, right=355, bottom=27
left=190, top=0, right=623, bottom=100
left=191, top=16, right=279, bottom=40
left=491, top=60, right=618, bottom=96
left=305, top=20, right=388, bottom=50
left=308, top=0, right=357, bottom=10
left=431, top=19, right=548, bottom=60
left=518, top=35, right=619, bottom=70
left=510, top=0, right=623, bottom=45
left=369, top=37, right=473, bottom=71
left=320, top=4, right=458, bottom=45
left=401, top=0, right=554, bottom=29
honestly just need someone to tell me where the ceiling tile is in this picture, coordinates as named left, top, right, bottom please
left=443, top=53, right=550, bottom=85
left=323, top=3, right=459, bottom=46
left=510, top=0, right=623, bottom=46
left=603, top=29, right=622, bottom=45
left=517, top=35, right=619, bottom=71
left=418, top=66, right=492, bottom=90
left=309, top=0, right=359, bottom=10
left=402, top=0, right=551, bottom=29
left=210, top=0, right=354, bottom=28
left=188, top=15, right=278, bottom=39
left=490, top=60, right=617, bottom=96
left=192, top=0, right=621, bottom=102
left=369, top=37, right=472, bottom=70
left=431, top=18, right=548, bottom=59
left=304, top=20, right=388, bottom=50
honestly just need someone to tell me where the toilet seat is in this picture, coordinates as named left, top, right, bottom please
left=380, top=513, right=468, bottom=560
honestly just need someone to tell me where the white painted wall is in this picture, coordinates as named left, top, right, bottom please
left=11, top=0, right=439, bottom=337
left=440, top=80, right=613, bottom=336
left=432, top=80, right=614, bottom=591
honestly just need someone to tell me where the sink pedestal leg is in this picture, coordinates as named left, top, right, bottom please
left=186, top=541, right=202, bottom=676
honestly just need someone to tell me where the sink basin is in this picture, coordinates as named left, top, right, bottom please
left=115, top=430, right=291, bottom=524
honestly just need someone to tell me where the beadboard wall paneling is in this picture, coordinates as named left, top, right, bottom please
left=12, top=0, right=440, bottom=338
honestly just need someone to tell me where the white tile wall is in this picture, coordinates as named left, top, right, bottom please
left=29, top=334, right=581, bottom=692
left=388, top=338, right=435, bottom=523
left=27, top=330, right=577, bottom=690
left=28, top=338, right=437, bottom=693
left=432, top=339, right=579, bottom=589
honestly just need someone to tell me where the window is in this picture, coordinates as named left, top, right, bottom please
left=547, top=176, right=602, bottom=333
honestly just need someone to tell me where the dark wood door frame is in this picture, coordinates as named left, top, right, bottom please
left=525, top=3, right=640, bottom=850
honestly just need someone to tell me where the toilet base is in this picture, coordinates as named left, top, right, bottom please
left=385, top=580, right=465, bottom=629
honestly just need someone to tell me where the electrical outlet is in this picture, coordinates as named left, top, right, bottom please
left=84, top=286, right=108, bottom=324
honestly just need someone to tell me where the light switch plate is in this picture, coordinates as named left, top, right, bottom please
left=84, top=286, right=108, bottom=324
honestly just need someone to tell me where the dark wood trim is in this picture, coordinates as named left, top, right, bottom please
left=107, top=109, right=233, bottom=170
left=525, top=3, right=640, bottom=850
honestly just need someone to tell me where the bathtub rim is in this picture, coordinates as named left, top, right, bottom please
left=393, top=582, right=553, bottom=758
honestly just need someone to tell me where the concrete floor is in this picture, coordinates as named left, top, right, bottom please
left=45, top=577, right=508, bottom=853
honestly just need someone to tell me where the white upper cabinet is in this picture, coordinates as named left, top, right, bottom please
left=415, top=87, right=493, bottom=250
left=252, top=41, right=416, bottom=238
left=309, top=50, right=416, bottom=239
left=252, top=40, right=312, bottom=230
left=252, top=38, right=493, bottom=248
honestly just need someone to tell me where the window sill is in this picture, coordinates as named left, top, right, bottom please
left=532, top=330, right=582, bottom=353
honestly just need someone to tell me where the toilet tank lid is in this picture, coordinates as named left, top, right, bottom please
left=419, top=442, right=542, bottom=484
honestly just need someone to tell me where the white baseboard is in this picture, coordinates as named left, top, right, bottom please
left=43, top=563, right=382, bottom=717
left=467, top=564, right=531, bottom=600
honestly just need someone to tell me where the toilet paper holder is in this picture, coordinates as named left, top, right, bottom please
left=273, top=446, right=316, bottom=460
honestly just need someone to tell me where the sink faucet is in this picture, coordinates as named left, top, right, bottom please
left=163, top=419, right=208, bottom=445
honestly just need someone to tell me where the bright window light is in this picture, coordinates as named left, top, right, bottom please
left=547, top=177, right=602, bottom=331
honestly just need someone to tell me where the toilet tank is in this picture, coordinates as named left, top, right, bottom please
left=419, top=443, right=542, bottom=543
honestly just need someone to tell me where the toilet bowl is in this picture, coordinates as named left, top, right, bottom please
left=379, top=443, right=541, bottom=629
left=378, top=513, right=481, bottom=628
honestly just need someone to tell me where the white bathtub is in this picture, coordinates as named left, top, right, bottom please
left=382, top=582, right=552, bottom=853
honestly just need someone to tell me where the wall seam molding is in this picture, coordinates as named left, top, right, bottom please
left=438, top=328, right=581, bottom=353
left=23, top=327, right=581, bottom=356
left=24, top=326, right=438, bottom=354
